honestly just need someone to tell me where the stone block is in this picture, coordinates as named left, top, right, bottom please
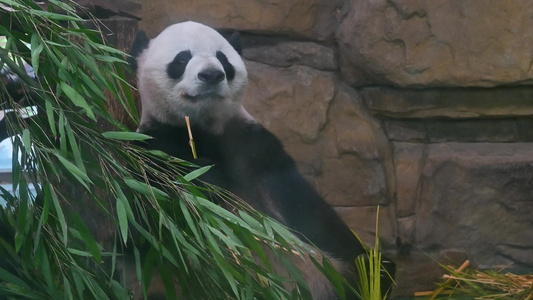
left=384, top=120, right=427, bottom=142
left=317, top=85, right=394, bottom=207
left=416, top=143, right=533, bottom=268
left=139, top=0, right=344, bottom=41
left=245, top=61, right=334, bottom=143
left=337, top=0, right=533, bottom=87
left=334, top=205, right=397, bottom=250
left=362, top=87, right=533, bottom=119
left=243, top=40, right=337, bottom=71
left=393, top=142, right=424, bottom=217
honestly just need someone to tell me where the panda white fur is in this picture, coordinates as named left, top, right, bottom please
left=130, top=21, right=395, bottom=299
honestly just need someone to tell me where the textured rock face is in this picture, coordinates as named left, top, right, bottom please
left=245, top=60, right=397, bottom=247
left=416, top=143, right=533, bottom=268
left=138, top=0, right=533, bottom=296
left=140, top=0, right=344, bottom=41
left=337, top=0, right=533, bottom=87
left=245, top=61, right=334, bottom=143
left=363, top=87, right=533, bottom=119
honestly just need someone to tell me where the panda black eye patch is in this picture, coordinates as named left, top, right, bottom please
left=216, top=51, right=235, bottom=81
left=167, top=50, right=192, bottom=79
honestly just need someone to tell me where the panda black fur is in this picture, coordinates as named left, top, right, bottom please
left=131, top=21, right=395, bottom=299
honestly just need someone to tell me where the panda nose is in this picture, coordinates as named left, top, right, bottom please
left=198, top=69, right=225, bottom=84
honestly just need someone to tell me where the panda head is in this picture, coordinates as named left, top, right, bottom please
left=132, top=21, right=251, bottom=133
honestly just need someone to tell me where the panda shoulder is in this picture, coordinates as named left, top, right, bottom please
left=222, top=117, right=292, bottom=163
left=224, top=118, right=277, bottom=142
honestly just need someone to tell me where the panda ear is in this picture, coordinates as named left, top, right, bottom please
left=129, top=30, right=150, bottom=72
left=227, top=31, right=242, bottom=56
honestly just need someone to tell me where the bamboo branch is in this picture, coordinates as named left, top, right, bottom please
left=185, top=116, right=197, bottom=159
left=426, top=260, right=470, bottom=300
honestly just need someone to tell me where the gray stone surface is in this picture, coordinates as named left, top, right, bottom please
left=245, top=61, right=334, bottom=143
left=393, top=142, right=424, bottom=218
left=243, top=41, right=337, bottom=70
left=416, top=143, right=533, bottom=268
left=363, top=87, right=533, bottom=119
left=337, top=0, right=533, bottom=87
left=335, top=205, right=397, bottom=250
left=383, top=119, right=533, bottom=143
left=245, top=62, right=395, bottom=219
left=139, top=0, right=344, bottom=41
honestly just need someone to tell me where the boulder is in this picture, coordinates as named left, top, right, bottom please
left=243, top=41, right=337, bottom=71
left=245, top=61, right=334, bottom=143
left=416, top=143, right=533, bottom=268
left=317, top=85, right=394, bottom=207
left=244, top=60, right=395, bottom=242
left=337, top=0, right=533, bottom=87
left=139, top=0, right=344, bottom=41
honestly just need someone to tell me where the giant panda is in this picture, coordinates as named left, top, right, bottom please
left=130, top=21, right=395, bottom=299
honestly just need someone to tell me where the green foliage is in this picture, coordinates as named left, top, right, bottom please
left=354, top=206, right=393, bottom=300
left=0, top=0, right=326, bottom=299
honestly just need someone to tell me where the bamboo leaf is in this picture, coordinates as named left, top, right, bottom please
left=102, top=131, right=152, bottom=141
left=53, top=151, right=93, bottom=190
left=60, top=82, right=96, bottom=121
left=133, top=246, right=144, bottom=297
left=179, top=197, right=200, bottom=240
left=109, top=279, right=130, bottom=299
left=73, top=215, right=101, bottom=262
left=30, top=33, right=43, bottom=74
left=197, top=197, right=238, bottom=222
left=203, top=225, right=223, bottom=256
left=213, top=222, right=243, bottom=250
left=278, top=253, right=312, bottom=299
left=71, top=271, right=85, bottom=298
left=67, top=248, right=93, bottom=257
left=21, top=129, right=31, bottom=155
left=115, top=196, right=129, bottom=245
left=46, top=183, right=68, bottom=245
left=45, top=100, right=57, bottom=138
left=238, top=210, right=264, bottom=232
left=39, top=245, right=56, bottom=293
left=65, top=122, right=85, bottom=173
left=213, top=251, right=240, bottom=298
left=29, top=10, right=83, bottom=21
left=49, top=0, right=76, bottom=13
left=33, top=189, right=50, bottom=252
left=157, top=261, right=178, bottom=300
left=63, top=276, right=74, bottom=300
left=183, top=165, right=212, bottom=181
left=79, top=71, right=105, bottom=99
left=124, top=177, right=169, bottom=200
left=58, top=111, right=67, bottom=155
left=14, top=182, right=29, bottom=253
left=0, top=267, right=30, bottom=290
left=311, top=255, right=349, bottom=299
left=142, top=247, right=157, bottom=294
left=93, top=54, right=127, bottom=63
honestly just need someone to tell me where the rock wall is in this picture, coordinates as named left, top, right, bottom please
left=137, top=0, right=533, bottom=296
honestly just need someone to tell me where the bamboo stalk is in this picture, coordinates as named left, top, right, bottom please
left=185, top=116, right=197, bottom=159
left=414, top=290, right=453, bottom=297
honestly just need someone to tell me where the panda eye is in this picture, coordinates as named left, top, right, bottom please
left=216, top=51, right=235, bottom=81
left=176, top=51, right=192, bottom=63
left=167, top=50, right=192, bottom=79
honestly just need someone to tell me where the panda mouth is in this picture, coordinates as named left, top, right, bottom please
left=182, top=91, right=223, bottom=101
